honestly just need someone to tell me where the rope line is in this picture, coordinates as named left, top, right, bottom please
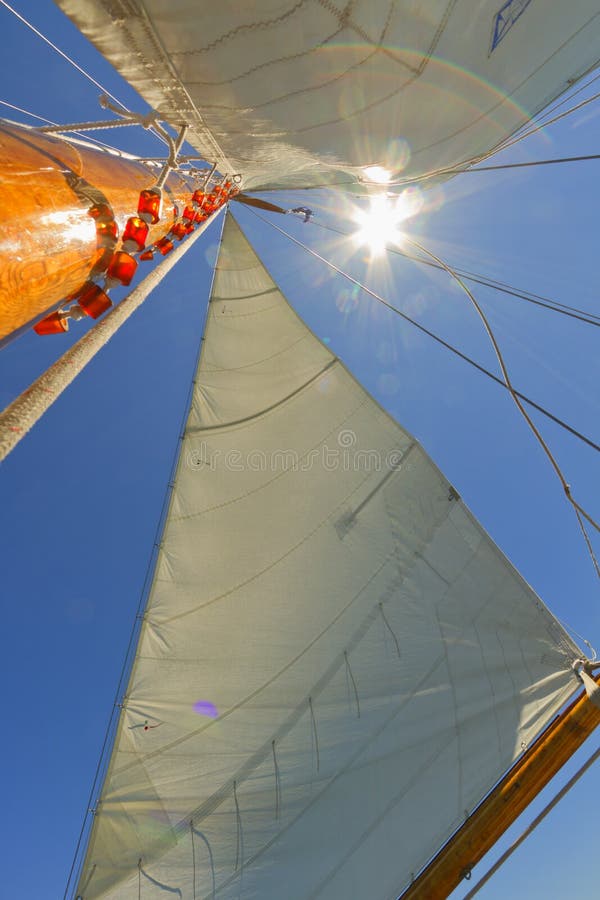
left=272, top=740, right=282, bottom=820
left=438, top=152, right=600, bottom=174
left=0, top=0, right=129, bottom=111
left=379, top=602, right=402, bottom=659
left=191, top=825, right=216, bottom=900
left=309, top=697, right=320, bottom=772
left=313, top=220, right=600, bottom=328
left=403, top=234, right=600, bottom=539
left=233, top=781, right=243, bottom=873
left=247, top=211, right=600, bottom=455
left=462, top=744, right=600, bottom=898
left=191, top=822, right=196, bottom=900
left=344, top=650, right=361, bottom=718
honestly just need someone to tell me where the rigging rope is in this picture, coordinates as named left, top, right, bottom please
left=248, top=211, right=600, bottom=578
left=0, top=0, right=129, bottom=112
left=402, top=234, right=600, bottom=570
left=0, top=98, right=130, bottom=154
left=461, top=744, right=600, bottom=898
left=421, top=153, right=600, bottom=175
left=313, top=220, right=600, bottom=328
left=247, top=211, right=600, bottom=455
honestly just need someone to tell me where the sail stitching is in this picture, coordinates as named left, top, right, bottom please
left=109, top=559, right=574, bottom=891
left=201, top=333, right=311, bottom=373
left=187, top=357, right=338, bottom=434
left=209, top=300, right=284, bottom=318
left=156, top=464, right=384, bottom=624
left=175, top=397, right=371, bottom=521
left=436, top=608, right=464, bottom=817
left=209, top=0, right=457, bottom=138
left=172, top=0, right=311, bottom=56
left=272, top=740, right=282, bottom=820
left=186, top=2, right=419, bottom=114
left=402, top=10, right=600, bottom=166
left=123, top=548, right=405, bottom=770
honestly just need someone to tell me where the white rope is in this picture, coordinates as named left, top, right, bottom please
left=0, top=0, right=129, bottom=111
left=0, top=210, right=224, bottom=463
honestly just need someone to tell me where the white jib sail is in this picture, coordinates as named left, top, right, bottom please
left=57, top=1, right=600, bottom=190
left=76, top=213, right=581, bottom=899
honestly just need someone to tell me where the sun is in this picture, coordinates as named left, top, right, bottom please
left=352, top=192, right=419, bottom=257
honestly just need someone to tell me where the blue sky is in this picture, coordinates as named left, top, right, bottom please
left=0, top=2, right=599, bottom=898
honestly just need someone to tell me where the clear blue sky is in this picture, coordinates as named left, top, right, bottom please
left=0, top=2, right=599, bottom=898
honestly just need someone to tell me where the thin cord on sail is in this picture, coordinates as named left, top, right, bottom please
left=191, top=822, right=196, bottom=900
left=191, top=824, right=216, bottom=900
left=247, top=211, right=600, bottom=455
left=272, top=740, right=282, bottom=820
left=309, top=697, right=321, bottom=772
left=461, top=744, right=600, bottom=898
left=344, top=651, right=361, bottom=718
left=312, top=220, right=600, bottom=328
left=61, top=213, right=228, bottom=900
left=403, top=234, right=600, bottom=539
left=379, top=602, right=401, bottom=659
left=0, top=0, right=129, bottom=112
left=233, top=781, right=244, bottom=873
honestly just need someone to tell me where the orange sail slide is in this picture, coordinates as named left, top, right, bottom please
left=0, top=120, right=205, bottom=343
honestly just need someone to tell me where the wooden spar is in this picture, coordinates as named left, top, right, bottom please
left=0, top=120, right=196, bottom=343
left=400, top=675, right=600, bottom=899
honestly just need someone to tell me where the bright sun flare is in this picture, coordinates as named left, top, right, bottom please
left=352, top=195, right=411, bottom=256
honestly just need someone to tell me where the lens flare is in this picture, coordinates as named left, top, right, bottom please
left=193, top=700, right=218, bottom=718
left=352, top=189, right=423, bottom=257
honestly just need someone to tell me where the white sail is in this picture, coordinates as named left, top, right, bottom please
left=75, top=212, right=581, bottom=899
left=57, top=1, right=600, bottom=189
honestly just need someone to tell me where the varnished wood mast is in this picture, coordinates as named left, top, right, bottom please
left=401, top=675, right=600, bottom=899
left=0, top=120, right=195, bottom=343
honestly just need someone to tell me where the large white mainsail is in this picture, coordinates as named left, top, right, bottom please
left=75, top=212, right=582, bottom=899
left=57, top=1, right=600, bottom=189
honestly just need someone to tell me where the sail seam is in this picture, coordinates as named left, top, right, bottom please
left=120, top=548, right=405, bottom=772
left=187, top=357, right=338, bottom=434
left=201, top=333, right=311, bottom=373
left=175, top=397, right=370, bottom=521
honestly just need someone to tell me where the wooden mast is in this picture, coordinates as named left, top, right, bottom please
left=400, top=675, right=600, bottom=899
left=0, top=120, right=196, bottom=343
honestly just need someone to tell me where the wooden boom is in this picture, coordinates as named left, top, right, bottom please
left=400, top=675, right=600, bottom=899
